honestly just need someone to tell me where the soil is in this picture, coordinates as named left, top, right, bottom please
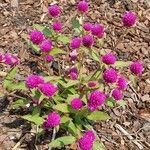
left=0, top=0, right=150, bottom=150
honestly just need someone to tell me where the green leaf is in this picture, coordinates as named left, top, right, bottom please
left=58, top=79, right=79, bottom=88
left=49, top=136, right=76, bottom=148
left=11, top=99, right=29, bottom=108
left=117, top=100, right=127, bottom=106
left=53, top=103, right=73, bottom=113
left=87, top=111, right=110, bottom=121
left=49, top=47, right=66, bottom=56
left=71, top=17, right=80, bottom=29
left=93, top=141, right=106, bottom=150
left=113, top=61, right=131, bottom=68
left=10, top=82, right=27, bottom=91
left=61, top=116, right=71, bottom=123
left=33, top=24, right=52, bottom=37
left=3, top=67, right=18, bottom=89
left=106, top=97, right=116, bottom=107
left=57, top=35, right=70, bottom=44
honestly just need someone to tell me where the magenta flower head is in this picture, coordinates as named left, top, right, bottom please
left=52, top=22, right=62, bottom=32
left=79, top=130, right=95, bottom=150
left=39, top=82, right=58, bottom=97
left=112, top=88, right=123, bottom=100
left=70, top=98, right=83, bottom=110
left=84, top=130, right=95, bottom=142
left=130, top=61, right=143, bottom=75
left=48, top=4, right=61, bottom=17
left=103, top=68, right=118, bottom=83
left=83, top=23, right=93, bottom=31
left=88, top=81, right=98, bottom=88
left=117, top=76, right=128, bottom=90
left=29, top=30, right=44, bottom=45
left=43, top=112, right=61, bottom=129
left=88, top=90, right=106, bottom=111
left=40, top=40, right=52, bottom=53
left=102, top=52, right=116, bottom=65
left=4, top=54, right=19, bottom=66
left=69, top=50, right=77, bottom=61
left=91, top=24, right=104, bottom=38
left=77, top=1, right=89, bottom=13
left=82, top=34, right=94, bottom=48
left=69, top=67, right=78, bottom=80
left=70, top=38, right=81, bottom=49
left=45, top=55, right=54, bottom=62
left=26, top=75, right=44, bottom=89
left=122, top=11, right=137, bottom=27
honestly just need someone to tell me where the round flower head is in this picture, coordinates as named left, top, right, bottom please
left=40, top=40, right=52, bottom=53
left=52, top=22, right=62, bottom=32
left=29, top=30, right=44, bottom=45
left=79, top=136, right=93, bottom=150
left=130, top=61, right=143, bottom=75
left=48, top=4, right=61, bottom=17
left=88, top=90, right=106, bottom=111
left=4, top=54, right=19, bottom=66
left=82, top=34, right=94, bottom=47
left=83, top=23, right=93, bottom=31
left=77, top=1, right=89, bottom=13
left=26, top=75, right=44, bottom=89
left=43, top=112, right=60, bottom=128
left=39, top=82, right=58, bottom=97
left=70, top=98, right=83, bottom=110
left=70, top=38, right=81, bottom=49
left=84, top=130, right=95, bottom=142
left=117, top=76, right=128, bottom=90
left=45, top=55, right=54, bottom=62
left=69, top=50, right=77, bottom=61
left=103, top=68, right=118, bottom=83
left=122, top=11, right=137, bottom=27
left=69, top=67, right=78, bottom=80
left=88, top=81, right=98, bottom=88
left=112, top=88, right=123, bottom=100
left=91, top=24, right=104, bottom=38
left=102, top=52, right=116, bottom=65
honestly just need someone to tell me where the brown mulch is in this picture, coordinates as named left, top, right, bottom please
left=0, top=0, right=150, bottom=149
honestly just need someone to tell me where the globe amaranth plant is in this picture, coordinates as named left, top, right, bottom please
left=1, top=1, right=143, bottom=150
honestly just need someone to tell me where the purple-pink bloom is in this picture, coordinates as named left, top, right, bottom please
left=103, top=68, right=118, bottom=83
left=45, top=55, right=54, bottom=62
left=130, top=61, right=143, bottom=75
left=69, top=50, right=77, bottom=61
left=43, top=112, right=60, bottom=129
left=26, top=75, right=44, bottom=89
left=4, top=54, right=19, bottom=66
left=40, top=40, right=52, bottom=53
left=79, top=130, right=95, bottom=150
left=77, top=1, right=89, bottom=13
left=70, top=38, right=81, bottom=49
left=83, top=23, right=93, bottom=31
left=39, top=82, right=58, bottom=97
left=117, top=76, right=128, bottom=90
left=88, top=81, right=98, bottom=88
left=69, top=67, right=78, bottom=80
left=91, top=24, right=104, bottom=38
left=70, top=98, right=83, bottom=110
left=102, top=52, right=116, bottom=65
left=122, top=11, right=137, bottom=27
left=112, top=88, right=123, bottom=100
left=52, top=22, right=62, bottom=32
left=48, top=4, right=61, bottom=17
left=88, top=90, right=106, bottom=111
left=82, top=34, right=94, bottom=48
left=29, top=30, right=44, bottom=45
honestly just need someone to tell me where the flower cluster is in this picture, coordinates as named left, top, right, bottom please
left=0, top=53, right=19, bottom=67
left=79, top=130, right=95, bottom=150
left=26, top=75, right=58, bottom=97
